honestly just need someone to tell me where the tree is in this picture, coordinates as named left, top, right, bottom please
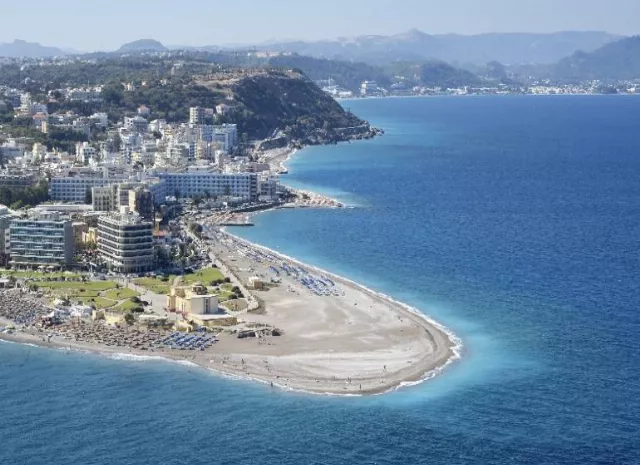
left=10, top=200, right=23, bottom=210
left=124, top=312, right=135, bottom=325
left=85, top=188, right=93, bottom=205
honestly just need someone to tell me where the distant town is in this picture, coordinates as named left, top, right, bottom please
left=319, top=78, right=639, bottom=99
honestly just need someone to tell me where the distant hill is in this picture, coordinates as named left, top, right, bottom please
left=268, top=54, right=485, bottom=91
left=211, top=70, right=372, bottom=143
left=268, top=55, right=392, bottom=91
left=263, top=30, right=621, bottom=66
left=117, top=39, right=167, bottom=53
left=550, top=36, right=640, bottom=81
left=417, top=61, right=485, bottom=88
left=0, top=40, right=67, bottom=58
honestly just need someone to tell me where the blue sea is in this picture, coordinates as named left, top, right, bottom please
left=2, top=95, right=640, bottom=464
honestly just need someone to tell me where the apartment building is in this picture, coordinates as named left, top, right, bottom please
left=128, top=188, right=154, bottom=221
left=124, top=116, right=149, bottom=134
left=0, top=205, right=13, bottom=258
left=50, top=168, right=128, bottom=202
left=8, top=212, right=74, bottom=267
left=189, top=107, right=205, bottom=125
left=158, top=172, right=258, bottom=201
left=51, top=176, right=111, bottom=202
left=92, top=186, right=117, bottom=212
left=0, top=173, right=37, bottom=189
left=97, top=211, right=154, bottom=274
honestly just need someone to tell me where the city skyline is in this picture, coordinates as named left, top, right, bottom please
left=1, top=0, right=639, bottom=51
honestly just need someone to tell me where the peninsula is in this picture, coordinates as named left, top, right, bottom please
left=0, top=55, right=458, bottom=395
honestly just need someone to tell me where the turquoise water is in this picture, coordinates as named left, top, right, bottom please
left=2, top=95, right=640, bottom=464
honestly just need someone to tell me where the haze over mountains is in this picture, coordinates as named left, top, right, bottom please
left=0, top=30, right=622, bottom=64
left=264, top=30, right=621, bottom=65
left=3, top=30, right=640, bottom=84
left=0, top=39, right=67, bottom=58
left=549, top=35, right=640, bottom=81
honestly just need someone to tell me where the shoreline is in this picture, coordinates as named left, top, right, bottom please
left=1, top=134, right=461, bottom=397
left=217, top=228, right=463, bottom=394
left=0, top=212, right=461, bottom=397
left=257, top=143, right=349, bottom=208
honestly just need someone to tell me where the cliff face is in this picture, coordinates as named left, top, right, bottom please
left=201, top=70, right=374, bottom=143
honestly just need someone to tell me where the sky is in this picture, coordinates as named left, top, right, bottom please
left=1, top=0, right=639, bottom=51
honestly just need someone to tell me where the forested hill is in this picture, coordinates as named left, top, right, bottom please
left=201, top=70, right=373, bottom=143
left=268, top=54, right=487, bottom=91
left=550, top=36, right=640, bottom=82
left=268, top=55, right=392, bottom=92
left=0, top=56, right=373, bottom=144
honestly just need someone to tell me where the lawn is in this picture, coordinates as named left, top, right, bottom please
left=113, top=299, right=142, bottom=312
left=133, top=268, right=225, bottom=295
left=182, top=268, right=225, bottom=285
left=72, top=296, right=117, bottom=309
left=52, top=289, right=101, bottom=298
left=0, top=270, right=82, bottom=279
left=35, top=281, right=119, bottom=291
left=133, top=278, right=171, bottom=295
left=211, top=288, right=235, bottom=302
left=104, top=288, right=140, bottom=301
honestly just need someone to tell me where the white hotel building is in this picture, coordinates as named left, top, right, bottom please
left=157, top=172, right=258, bottom=201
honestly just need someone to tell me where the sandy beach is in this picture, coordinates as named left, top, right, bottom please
left=0, top=225, right=460, bottom=395
left=0, top=141, right=459, bottom=396
left=195, top=227, right=460, bottom=394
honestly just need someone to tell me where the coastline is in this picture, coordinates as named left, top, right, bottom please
left=258, top=142, right=347, bottom=208
left=215, top=228, right=463, bottom=394
left=0, top=218, right=460, bottom=396
left=1, top=133, right=461, bottom=397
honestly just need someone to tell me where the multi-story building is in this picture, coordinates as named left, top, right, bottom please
left=258, top=175, right=280, bottom=201
left=128, top=188, right=154, bottom=221
left=124, top=116, right=149, bottom=134
left=0, top=205, right=13, bottom=261
left=0, top=173, right=37, bottom=189
left=89, top=112, right=109, bottom=128
left=97, top=211, right=154, bottom=274
left=158, top=172, right=258, bottom=201
left=92, top=186, right=117, bottom=212
left=189, top=107, right=205, bottom=125
left=51, top=176, right=110, bottom=202
left=212, top=124, right=238, bottom=153
left=50, top=169, right=128, bottom=202
left=360, top=80, right=379, bottom=96
left=8, top=212, right=74, bottom=267
left=76, top=142, right=97, bottom=164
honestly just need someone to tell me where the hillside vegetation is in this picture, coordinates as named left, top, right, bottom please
left=200, top=69, right=371, bottom=143
left=551, top=36, right=640, bottom=82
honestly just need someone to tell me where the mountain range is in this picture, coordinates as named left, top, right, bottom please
left=549, top=35, right=640, bottom=81
left=0, top=31, right=623, bottom=66
left=0, top=39, right=67, bottom=58
left=262, top=30, right=622, bottom=66
left=4, top=32, right=640, bottom=85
